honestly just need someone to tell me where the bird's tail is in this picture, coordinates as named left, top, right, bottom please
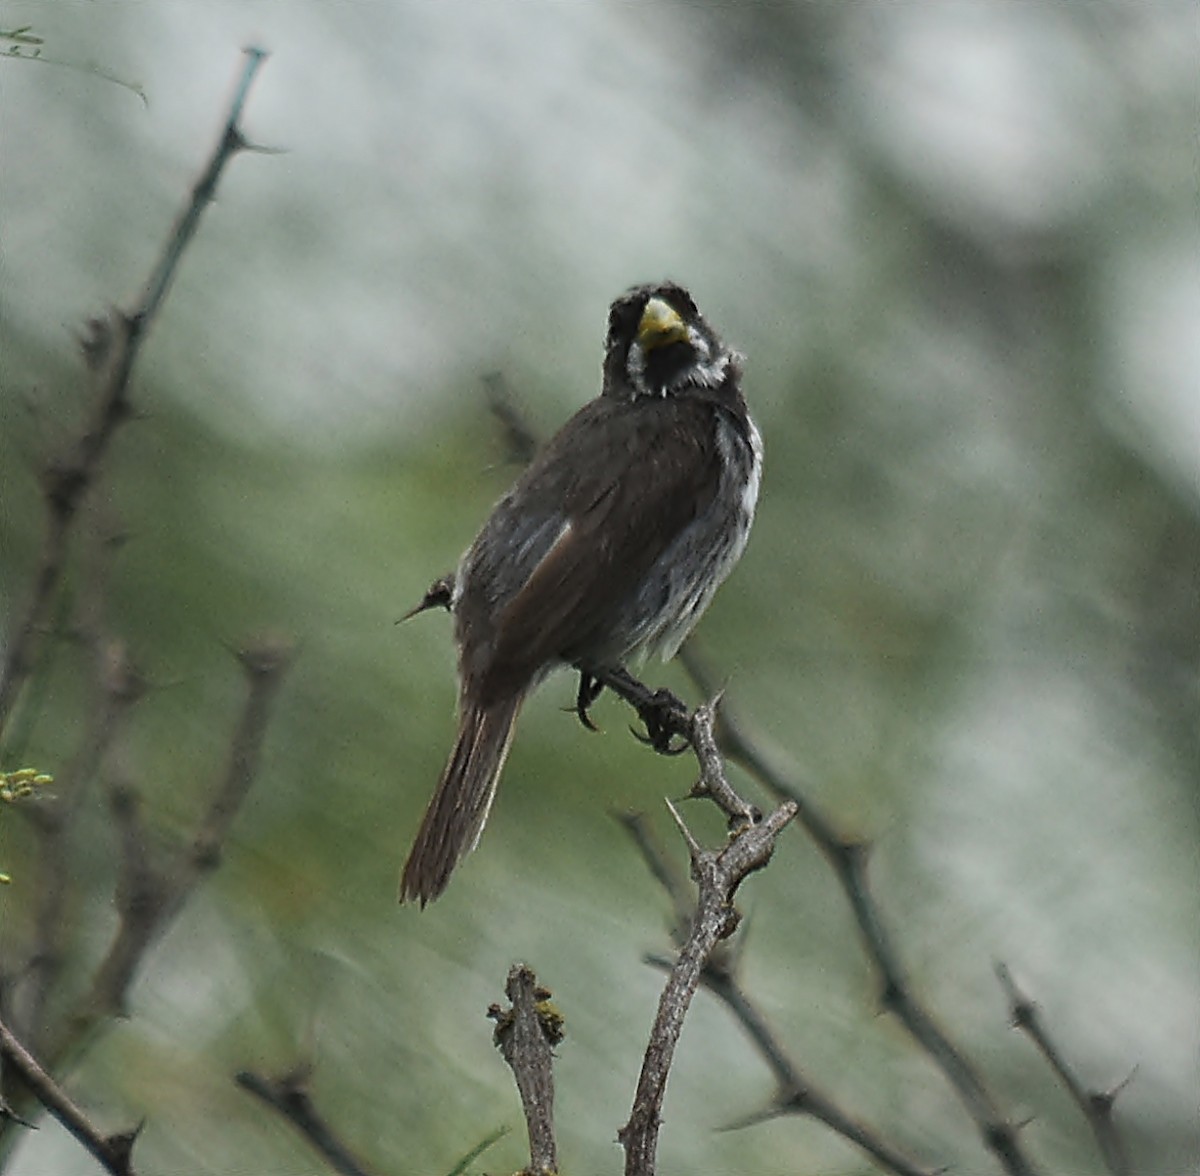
left=400, top=694, right=523, bottom=906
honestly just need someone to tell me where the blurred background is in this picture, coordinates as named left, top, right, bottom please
left=2, top=2, right=1197, bottom=1173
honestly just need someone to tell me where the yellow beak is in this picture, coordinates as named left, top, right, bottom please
left=637, top=297, right=689, bottom=351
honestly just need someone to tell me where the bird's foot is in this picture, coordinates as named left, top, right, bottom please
left=572, top=665, right=692, bottom=754
left=630, top=687, right=691, bottom=756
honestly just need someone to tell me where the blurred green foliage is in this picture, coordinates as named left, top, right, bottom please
left=2, top=3, right=1197, bottom=1175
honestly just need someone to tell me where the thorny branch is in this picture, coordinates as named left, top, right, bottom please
left=996, top=963, right=1132, bottom=1176
left=0, top=49, right=276, bottom=1174
left=0, top=45, right=270, bottom=742
left=618, top=700, right=796, bottom=1176
left=625, top=809, right=935, bottom=1176
left=0, top=1016, right=139, bottom=1176
left=12, top=629, right=145, bottom=1058
left=679, top=649, right=1042, bottom=1176
left=236, top=1067, right=379, bottom=1176
left=69, top=639, right=292, bottom=1042
left=238, top=1066, right=510, bottom=1176
left=0, top=637, right=291, bottom=1157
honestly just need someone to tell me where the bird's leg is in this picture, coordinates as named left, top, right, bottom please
left=587, top=666, right=691, bottom=755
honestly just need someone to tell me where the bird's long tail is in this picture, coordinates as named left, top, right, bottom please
left=400, top=694, right=523, bottom=906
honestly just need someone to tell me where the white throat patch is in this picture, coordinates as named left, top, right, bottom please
left=626, top=326, right=730, bottom=398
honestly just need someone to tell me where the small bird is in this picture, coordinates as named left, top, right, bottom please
left=400, top=282, right=762, bottom=905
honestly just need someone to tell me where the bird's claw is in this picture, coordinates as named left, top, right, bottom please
left=573, top=671, right=605, bottom=731
left=631, top=688, right=691, bottom=755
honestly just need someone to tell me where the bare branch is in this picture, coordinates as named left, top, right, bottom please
left=135, top=47, right=269, bottom=327
left=70, top=637, right=292, bottom=1039
left=0, top=46, right=270, bottom=740
left=235, top=1066, right=379, bottom=1176
left=646, top=947, right=937, bottom=1176
left=679, top=648, right=1041, bottom=1176
left=488, top=964, right=563, bottom=1175
left=619, top=793, right=796, bottom=1176
left=8, top=637, right=145, bottom=1055
left=482, top=371, right=540, bottom=466
left=622, top=720, right=936, bottom=1176
left=190, top=637, right=293, bottom=873
left=0, top=1015, right=140, bottom=1176
left=0, top=46, right=280, bottom=1176
left=996, top=963, right=1131, bottom=1176
left=685, top=700, right=758, bottom=827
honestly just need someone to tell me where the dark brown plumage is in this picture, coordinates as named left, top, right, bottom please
left=400, top=282, right=761, bottom=905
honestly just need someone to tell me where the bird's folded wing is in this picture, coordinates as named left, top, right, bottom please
left=475, top=396, right=720, bottom=703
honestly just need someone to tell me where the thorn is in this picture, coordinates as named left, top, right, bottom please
left=1098, top=1063, right=1139, bottom=1107
left=240, top=140, right=289, bottom=157
left=398, top=574, right=454, bottom=622
left=0, top=1096, right=36, bottom=1129
left=714, top=1102, right=788, bottom=1132
left=664, top=798, right=702, bottom=861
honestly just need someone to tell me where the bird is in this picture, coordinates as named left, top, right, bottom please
left=400, top=281, right=762, bottom=905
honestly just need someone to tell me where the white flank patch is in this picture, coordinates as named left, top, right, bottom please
left=741, top=413, right=764, bottom=522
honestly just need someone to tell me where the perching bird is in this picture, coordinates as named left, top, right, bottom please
left=400, top=282, right=761, bottom=905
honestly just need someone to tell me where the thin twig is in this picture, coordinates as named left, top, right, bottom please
left=0, top=1015, right=139, bottom=1176
left=235, top=1067, right=379, bottom=1176
left=0, top=46, right=269, bottom=740
left=996, top=963, right=1131, bottom=1176
left=488, top=964, right=563, bottom=1175
left=680, top=649, right=1041, bottom=1176
left=136, top=47, right=270, bottom=327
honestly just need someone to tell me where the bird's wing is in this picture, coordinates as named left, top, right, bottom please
left=463, top=395, right=721, bottom=704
